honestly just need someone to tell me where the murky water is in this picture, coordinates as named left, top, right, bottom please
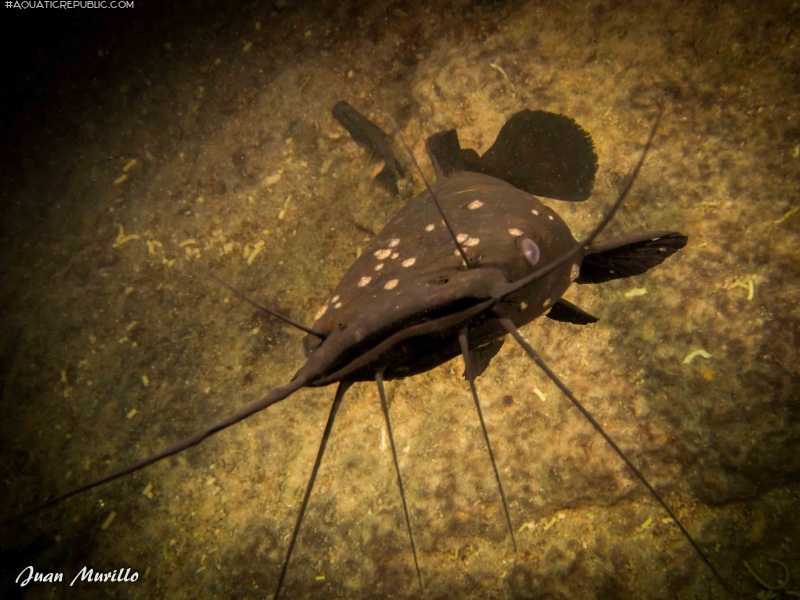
left=1, top=1, right=798, bottom=598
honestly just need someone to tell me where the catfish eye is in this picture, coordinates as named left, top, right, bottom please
left=516, top=237, right=540, bottom=266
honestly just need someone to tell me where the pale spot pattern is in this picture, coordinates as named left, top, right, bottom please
left=331, top=295, right=340, bottom=303
left=508, top=228, right=524, bottom=236
left=548, top=215, right=554, bottom=221
left=375, top=263, right=384, bottom=271
left=391, top=252, right=399, bottom=259
left=402, top=257, right=416, bottom=268
left=375, top=249, right=392, bottom=260
left=531, top=209, right=539, bottom=216
left=384, top=279, right=399, bottom=290
left=468, top=200, right=484, bottom=210
left=464, top=237, right=480, bottom=247
left=388, top=238, right=400, bottom=248
left=358, top=276, right=372, bottom=288
left=425, top=224, right=435, bottom=232
left=334, top=302, right=342, bottom=309
left=456, top=233, right=469, bottom=243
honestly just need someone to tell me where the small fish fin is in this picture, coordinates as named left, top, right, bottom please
left=332, top=100, right=403, bottom=195
left=374, top=165, right=400, bottom=195
left=462, top=337, right=505, bottom=379
left=471, top=110, right=598, bottom=202
left=546, top=299, right=599, bottom=325
left=577, top=231, right=688, bottom=284
left=425, top=129, right=466, bottom=178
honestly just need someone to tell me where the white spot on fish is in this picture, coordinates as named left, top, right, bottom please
left=468, top=200, right=484, bottom=210
left=315, top=304, right=328, bottom=320
left=388, top=238, right=400, bottom=248
left=375, top=248, right=392, bottom=260
left=375, top=263, right=384, bottom=271
left=548, top=215, right=554, bottom=221
left=531, top=209, right=539, bottom=216
left=456, top=233, right=469, bottom=243
left=402, top=257, right=416, bottom=267
left=384, top=279, right=399, bottom=290
left=391, top=252, right=399, bottom=259
left=334, top=302, right=342, bottom=309
left=465, top=237, right=480, bottom=247
left=358, top=276, right=372, bottom=287
left=508, top=228, right=524, bottom=236
left=331, top=295, right=339, bottom=303
left=543, top=297, right=552, bottom=309
left=425, top=224, right=435, bottom=232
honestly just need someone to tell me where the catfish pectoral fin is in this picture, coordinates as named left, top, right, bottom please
left=577, top=230, right=688, bottom=284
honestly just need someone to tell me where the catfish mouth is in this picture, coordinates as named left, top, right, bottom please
left=308, top=295, right=494, bottom=385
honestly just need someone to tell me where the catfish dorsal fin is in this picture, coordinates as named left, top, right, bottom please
left=425, top=129, right=466, bottom=178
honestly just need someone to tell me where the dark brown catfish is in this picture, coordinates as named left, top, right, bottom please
left=3, top=105, right=733, bottom=598
left=299, top=110, right=686, bottom=385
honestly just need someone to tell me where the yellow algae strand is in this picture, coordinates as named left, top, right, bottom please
left=112, top=224, right=140, bottom=248
left=682, top=349, right=712, bottom=364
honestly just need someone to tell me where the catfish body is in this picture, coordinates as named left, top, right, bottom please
left=302, top=169, right=578, bottom=382
left=298, top=108, right=686, bottom=386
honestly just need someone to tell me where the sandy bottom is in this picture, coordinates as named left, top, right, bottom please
left=1, top=1, right=798, bottom=598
